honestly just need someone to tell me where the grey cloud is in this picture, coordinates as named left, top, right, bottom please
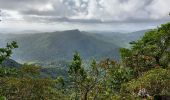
left=0, top=0, right=170, bottom=24
left=23, top=15, right=170, bottom=24
left=0, top=0, right=49, bottom=10
left=24, top=16, right=102, bottom=23
left=20, top=5, right=73, bottom=17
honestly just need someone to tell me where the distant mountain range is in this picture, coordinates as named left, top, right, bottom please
left=0, top=29, right=148, bottom=63
left=89, top=30, right=149, bottom=48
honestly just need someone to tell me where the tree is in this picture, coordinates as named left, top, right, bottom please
left=68, top=52, right=87, bottom=100
left=0, top=41, right=18, bottom=64
left=121, top=68, right=170, bottom=98
left=0, top=64, right=60, bottom=100
left=20, top=64, right=41, bottom=77
left=120, top=22, right=170, bottom=77
left=68, top=53, right=119, bottom=100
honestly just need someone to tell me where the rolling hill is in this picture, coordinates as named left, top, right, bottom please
left=0, top=29, right=148, bottom=78
left=0, top=29, right=121, bottom=62
left=89, top=30, right=148, bottom=48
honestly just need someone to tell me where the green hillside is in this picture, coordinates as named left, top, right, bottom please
left=0, top=30, right=120, bottom=62
left=90, top=30, right=148, bottom=48
left=0, top=22, right=169, bottom=100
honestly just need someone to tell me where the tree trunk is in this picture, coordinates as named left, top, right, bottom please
left=155, top=56, right=161, bottom=66
left=82, top=91, right=88, bottom=100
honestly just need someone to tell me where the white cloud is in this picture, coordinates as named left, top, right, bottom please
left=74, top=0, right=81, bottom=7
left=81, top=0, right=170, bottom=21
left=1, top=0, right=170, bottom=22
left=1, top=10, right=23, bottom=21
left=72, top=0, right=170, bottom=22
left=37, top=3, right=54, bottom=11
left=146, top=0, right=170, bottom=19
left=0, top=0, right=170, bottom=32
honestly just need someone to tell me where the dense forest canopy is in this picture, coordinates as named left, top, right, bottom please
left=0, top=22, right=170, bottom=100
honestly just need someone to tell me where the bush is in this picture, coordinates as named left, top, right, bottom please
left=121, top=68, right=170, bottom=97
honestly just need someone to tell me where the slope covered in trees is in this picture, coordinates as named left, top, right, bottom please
left=0, top=30, right=119, bottom=62
left=0, top=29, right=147, bottom=63
left=0, top=22, right=169, bottom=100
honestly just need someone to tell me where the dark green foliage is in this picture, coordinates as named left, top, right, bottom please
left=0, top=96, right=6, bottom=100
left=68, top=52, right=87, bottom=99
left=121, top=68, right=170, bottom=97
left=0, top=64, right=63, bottom=100
left=20, top=64, right=41, bottom=77
left=0, top=67, right=19, bottom=77
left=120, top=22, right=170, bottom=77
left=109, top=67, right=134, bottom=92
left=0, top=41, right=18, bottom=64
left=0, top=77, right=57, bottom=100
left=0, top=21, right=170, bottom=99
left=67, top=53, right=134, bottom=99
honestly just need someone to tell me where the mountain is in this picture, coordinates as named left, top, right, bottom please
left=125, top=30, right=149, bottom=41
left=0, top=29, right=120, bottom=62
left=0, top=59, right=21, bottom=68
left=0, top=29, right=148, bottom=78
left=89, top=30, right=149, bottom=48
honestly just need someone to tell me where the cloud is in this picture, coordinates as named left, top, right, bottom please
left=146, top=0, right=170, bottom=19
left=0, top=0, right=170, bottom=23
left=1, top=10, right=23, bottom=21
left=84, top=0, right=170, bottom=21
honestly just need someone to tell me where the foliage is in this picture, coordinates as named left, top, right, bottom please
left=0, top=41, right=18, bottom=64
left=0, top=64, right=65, bottom=100
left=0, top=21, right=170, bottom=99
left=120, top=22, right=170, bottom=77
left=67, top=53, right=134, bottom=99
left=0, top=67, right=19, bottom=77
left=121, top=68, right=170, bottom=97
left=20, top=64, right=41, bottom=77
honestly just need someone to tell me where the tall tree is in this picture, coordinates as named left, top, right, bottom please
left=68, top=52, right=87, bottom=100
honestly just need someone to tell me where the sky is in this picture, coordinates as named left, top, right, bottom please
left=0, top=0, right=170, bottom=33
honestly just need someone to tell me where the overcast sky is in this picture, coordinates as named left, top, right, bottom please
left=0, top=0, right=170, bottom=32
